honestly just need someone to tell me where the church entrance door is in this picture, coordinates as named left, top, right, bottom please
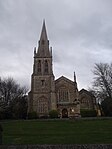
left=62, top=108, right=68, bottom=118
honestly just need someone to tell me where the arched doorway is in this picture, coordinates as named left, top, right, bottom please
left=62, top=108, right=68, bottom=118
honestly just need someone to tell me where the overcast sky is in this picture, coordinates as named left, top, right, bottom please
left=0, top=0, right=112, bottom=90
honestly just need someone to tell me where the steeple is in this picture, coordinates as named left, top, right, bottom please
left=36, top=20, right=51, bottom=57
left=40, top=20, right=48, bottom=41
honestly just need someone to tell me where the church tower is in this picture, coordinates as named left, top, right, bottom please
left=28, top=21, right=56, bottom=116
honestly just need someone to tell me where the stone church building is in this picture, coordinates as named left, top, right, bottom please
left=28, top=21, right=96, bottom=118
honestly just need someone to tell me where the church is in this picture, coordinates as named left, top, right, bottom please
left=28, top=21, right=96, bottom=118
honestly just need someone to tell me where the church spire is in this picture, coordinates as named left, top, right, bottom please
left=40, top=20, right=48, bottom=41
left=36, top=20, right=51, bottom=57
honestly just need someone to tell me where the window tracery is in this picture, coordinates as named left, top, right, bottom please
left=37, top=97, right=48, bottom=113
left=58, top=87, right=69, bottom=102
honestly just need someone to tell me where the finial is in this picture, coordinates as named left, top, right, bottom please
left=43, top=19, right=45, bottom=24
left=40, top=19, right=48, bottom=41
left=34, top=47, right=36, bottom=56
left=42, top=19, right=45, bottom=28
left=74, top=71, right=76, bottom=82
left=50, top=47, right=52, bottom=56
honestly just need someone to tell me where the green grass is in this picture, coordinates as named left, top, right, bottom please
left=1, top=119, right=112, bottom=144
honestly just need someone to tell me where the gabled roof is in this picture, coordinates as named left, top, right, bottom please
left=79, top=88, right=95, bottom=98
left=55, top=76, right=74, bottom=85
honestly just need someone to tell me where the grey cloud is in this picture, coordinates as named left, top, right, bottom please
left=0, top=0, right=112, bottom=90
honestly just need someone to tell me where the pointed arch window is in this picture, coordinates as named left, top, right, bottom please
left=37, top=97, right=48, bottom=113
left=44, top=60, right=48, bottom=74
left=58, top=87, right=69, bottom=102
left=37, top=60, right=41, bottom=73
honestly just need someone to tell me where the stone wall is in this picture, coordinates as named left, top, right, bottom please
left=79, top=89, right=96, bottom=110
left=0, top=145, right=112, bottom=149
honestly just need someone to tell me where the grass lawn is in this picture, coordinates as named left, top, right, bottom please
left=1, top=119, right=112, bottom=144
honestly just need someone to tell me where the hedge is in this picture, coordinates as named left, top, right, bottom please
left=49, top=110, right=59, bottom=118
left=27, top=111, right=38, bottom=119
left=80, top=109, right=97, bottom=117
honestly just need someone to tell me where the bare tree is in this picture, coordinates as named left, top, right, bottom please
left=0, top=77, right=28, bottom=119
left=0, top=77, right=28, bottom=104
left=92, top=63, right=112, bottom=102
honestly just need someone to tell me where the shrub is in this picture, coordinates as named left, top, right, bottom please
left=0, top=109, right=12, bottom=120
left=101, top=98, right=112, bottom=116
left=39, top=115, right=48, bottom=119
left=0, top=124, right=3, bottom=144
left=80, top=109, right=97, bottom=117
left=49, top=110, right=59, bottom=118
left=27, top=111, right=38, bottom=119
left=0, top=111, right=5, bottom=120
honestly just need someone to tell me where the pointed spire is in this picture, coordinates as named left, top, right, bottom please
left=40, top=20, right=48, bottom=41
left=36, top=20, right=51, bottom=57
